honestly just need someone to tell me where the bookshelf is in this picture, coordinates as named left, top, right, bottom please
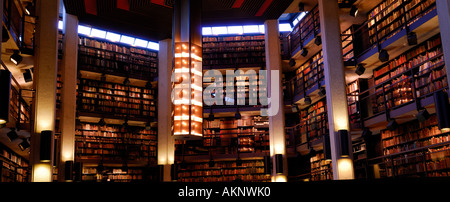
left=75, top=122, right=157, bottom=163
left=0, top=143, right=29, bottom=182
left=310, top=152, right=332, bottom=181
left=81, top=166, right=157, bottom=182
left=367, top=0, right=436, bottom=46
left=293, top=50, right=324, bottom=97
left=202, top=35, right=266, bottom=69
left=299, top=99, right=328, bottom=141
left=202, top=116, right=269, bottom=155
left=347, top=78, right=369, bottom=129
left=77, top=78, right=157, bottom=119
left=375, top=114, right=450, bottom=178
left=290, top=5, right=320, bottom=54
left=342, top=26, right=354, bottom=65
left=177, top=159, right=271, bottom=182
left=78, top=36, right=158, bottom=80
left=370, top=35, right=447, bottom=115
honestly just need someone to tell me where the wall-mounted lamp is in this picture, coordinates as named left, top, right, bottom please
left=339, top=130, right=349, bottom=157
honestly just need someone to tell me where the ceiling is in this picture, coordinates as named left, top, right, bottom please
left=62, top=0, right=294, bottom=42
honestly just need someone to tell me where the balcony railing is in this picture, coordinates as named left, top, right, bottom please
left=3, top=0, right=36, bottom=54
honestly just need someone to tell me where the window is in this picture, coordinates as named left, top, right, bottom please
left=202, top=27, right=213, bottom=36
left=78, top=25, right=91, bottom=36
left=90, top=28, right=107, bottom=39
left=105, top=32, right=121, bottom=42
left=243, top=25, right=260, bottom=34
left=120, top=35, right=135, bottom=45
left=134, top=38, right=148, bottom=48
left=147, top=41, right=159, bottom=51
left=212, top=26, right=228, bottom=35
left=227, top=26, right=244, bottom=35
left=279, top=23, right=292, bottom=32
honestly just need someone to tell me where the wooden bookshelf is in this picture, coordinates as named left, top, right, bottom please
left=75, top=122, right=157, bottom=163
left=367, top=0, right=436, bottom=46
left=289, top=5, right=320, bottom=54
left=293, top=50, right=324, bottom=97
left=202, top=35, right=266, bottom=69
left=81, top=166, right=157, bottom=182
left=347, top=78, right=369, bottom=129
left=177, top=159, right=271, bottom=182
left=77, top=78, right=157, bottom=119
left=0, top=143, right=29, bottom=182
left=310, top=153, right=332, bottom=181
left=370, top=35, right=447, bottom=115
left=299, top=99, right=328, bottom=141
left=203, top=116, right=269, bottom=155
left=78, top=36, right=158, bottom=80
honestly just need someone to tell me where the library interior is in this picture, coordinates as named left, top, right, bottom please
left=1, top=0, right=450, bottom=183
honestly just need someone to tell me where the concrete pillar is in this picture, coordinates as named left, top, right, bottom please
left=318, top=0, right=354, bottom=180
left=157, top=39, right=175, bottom=181
left=58, top=6, right=79, bottom=182
left=436, top=0, right=450, bottom=92
left=30, top=0, right=59, bottom=182
left=264, top=19, right=287, bottom=182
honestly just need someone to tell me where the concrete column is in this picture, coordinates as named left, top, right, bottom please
left=157, top=39, right=175, bottom=181
left=264, top=19, right=287, bottom=182
left=30, top=0, right=59, bottom=182
left=436, top=0, right=450, bottom=92
left=58, top=6, right=79, bottom=182
left=318, top=0, right=354, bottom=180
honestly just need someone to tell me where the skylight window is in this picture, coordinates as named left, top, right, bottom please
left=212, top=26, right=228, bottom=35
left=243, top=25, right=260, bottom=33
left=105, top=32, right=121, bottom=42
left=279, top=23, right=292, bottom=32
left=147, top=41, right=159, bottom=51
left=78, top=25, right=91, bottom=36
left=134, top=38, right=148, bottom=48
left=259, top=25, right=265, bottom=34
left=202, top=27, right=213, bottom=35
left=58, top=20, right=63, bottom=30
left=227, top=26, right=243, bottom=35
left=90, top=28, right=106, bottom=39
left=120, top=35, right=135, bottom=45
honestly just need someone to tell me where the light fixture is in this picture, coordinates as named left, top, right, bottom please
left=10, top=50, right=23, bottom=65
left=323, top=134, right=332, bottom=161
left=304, top=96, right=312, bottom=105
left=40, top=130, right=53, bottom=162
left=386, top=119, right=398, bottom=131
left=74, top=162, right=83, bottom=182
left=350, top=5, right=359, bottom=17
left=339, top=130, right=350, bottom=157
left=7, top=128, right=19, bottom=142
left=18, top=138, right=30, bottom=151
left=235, top=111, right=241, bottom=119
left=145, top=122, right=152, bottom=130
left=275, top=154, right=283, bottom=174
left=298, top=2, right=305, bottom=12
left=145, top=81, right=152, bottom=89
left=25, top=2, right=33, bottom=15
left=314, top=35, right=322, bottom=46
left=121, top=163, right=128, bottom=173
left=2, top=26, right=10, bottom=42
left=23, top=69, right=33, bottom=83
left=434, top=90, right=450, bottom=131
left=263, top=155, right=271, bottom=175
left=171, top=164, right=178, bottom=181
left=407, top=31, right=417, bottom=46
left=289, top=58, right=296, bottom=67
left=318, top=87, right=326, bottom=97
left=416, top=109, right=430, bottom=122
left=65, top=161, right=74, bottom=182
left=308, top=146, right=316, bottom=157
left=301, top=48, right=308, bottom=57
left=172, top=0, right=203, bottom=139
left=208, top=113, right=215, bottom=121
left=379, top=49, right=389, bottom=62
left=97, top=162, right=104, bottom=173
left=355, top=64, right=366, bottom=76
left=0, top=70, right=11, bottom=125
left=98, top=118, right=106, bottom=127
left=100, top=73, right=106, bottom=82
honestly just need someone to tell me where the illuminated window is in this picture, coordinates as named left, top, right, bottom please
left=90, top=28, right=106, bottom=39
left=134, top=38, right=148, bottom=48
left=58, top=20, right=63, bottom=30
left=78, top=25, right=91, bottom=36
left=227, top=26, right=243, bottom=35
left=243, top=25, right=260, bottom=33
left=279, top=23, right=292, bottom=32
left=105, top=32, right=121, bottom=42
left=202, top=27, right=213, bottom=35
left=147, top=41, right=159, bottom=51
left=120, top=35, right=135, bottom=45
left=259, top=25, right=265, bottom=34
left=212, top=26, right=228, bottom=35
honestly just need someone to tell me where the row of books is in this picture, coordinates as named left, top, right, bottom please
left=203, top=46, right=264, bottom=53
left=178, top=174, right=271, bottom=182
left=203, top=52, right=265, bottom=59
left=203, top=35, right=265, bottom=42
left=203, top=57, right=266, bottom=66
left=78, top=37, right=158, bottom=57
